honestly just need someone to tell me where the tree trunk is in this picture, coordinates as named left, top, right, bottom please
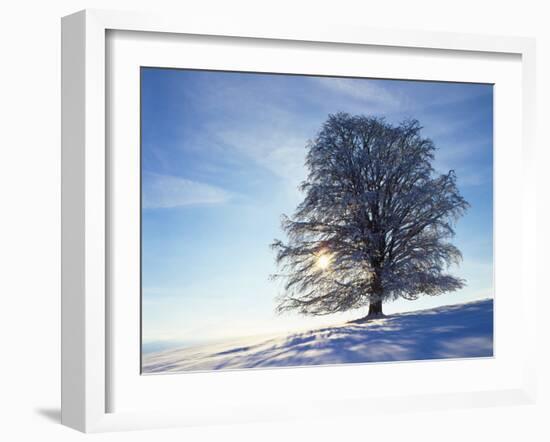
left=368, top=270, right=384, bottom=316
left=368, top=299, right=383, bottom=316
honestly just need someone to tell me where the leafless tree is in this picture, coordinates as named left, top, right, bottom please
left=271, top=113, right=469, bottom=317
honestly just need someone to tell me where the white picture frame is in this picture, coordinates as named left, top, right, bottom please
left=61, top=9, right=538, bottom=433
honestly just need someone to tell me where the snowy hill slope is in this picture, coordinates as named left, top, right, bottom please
left=142, top=299, right=493, bottom=374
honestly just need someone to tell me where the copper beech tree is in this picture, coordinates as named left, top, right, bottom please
left=271, top=113, right=469, bottom=317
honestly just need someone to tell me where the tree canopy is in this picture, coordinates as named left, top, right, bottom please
left=271, top=113, right=469, bottom=316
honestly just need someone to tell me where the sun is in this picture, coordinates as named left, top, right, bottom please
left=316, top=253, right=331, bottom=270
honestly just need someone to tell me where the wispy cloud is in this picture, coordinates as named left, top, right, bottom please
left=433, top=135, right=492, bottom=188
left=217, top=128, right=308, bottom=186
left=313, top=77, right=402, bottom=111
left=142, top=172, right=233, bottom=209
left=165, top=72, right=314, bottom=193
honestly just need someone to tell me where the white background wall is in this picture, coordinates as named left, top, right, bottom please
left=0, top=1, right=547, bottom=440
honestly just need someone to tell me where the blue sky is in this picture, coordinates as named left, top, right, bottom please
left=141, top=68, right=493, bottom=349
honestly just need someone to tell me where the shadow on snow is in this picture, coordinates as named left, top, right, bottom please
left=143, top=299, right=493, bottom=373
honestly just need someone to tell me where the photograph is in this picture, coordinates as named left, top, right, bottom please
left=140, top=68, right=494, bottom=374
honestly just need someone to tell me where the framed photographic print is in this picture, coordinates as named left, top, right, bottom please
left=61, top=9, right=537, bottom=432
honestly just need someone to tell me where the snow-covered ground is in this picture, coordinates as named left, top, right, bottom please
left=142, top=299, right=493, bottom=374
